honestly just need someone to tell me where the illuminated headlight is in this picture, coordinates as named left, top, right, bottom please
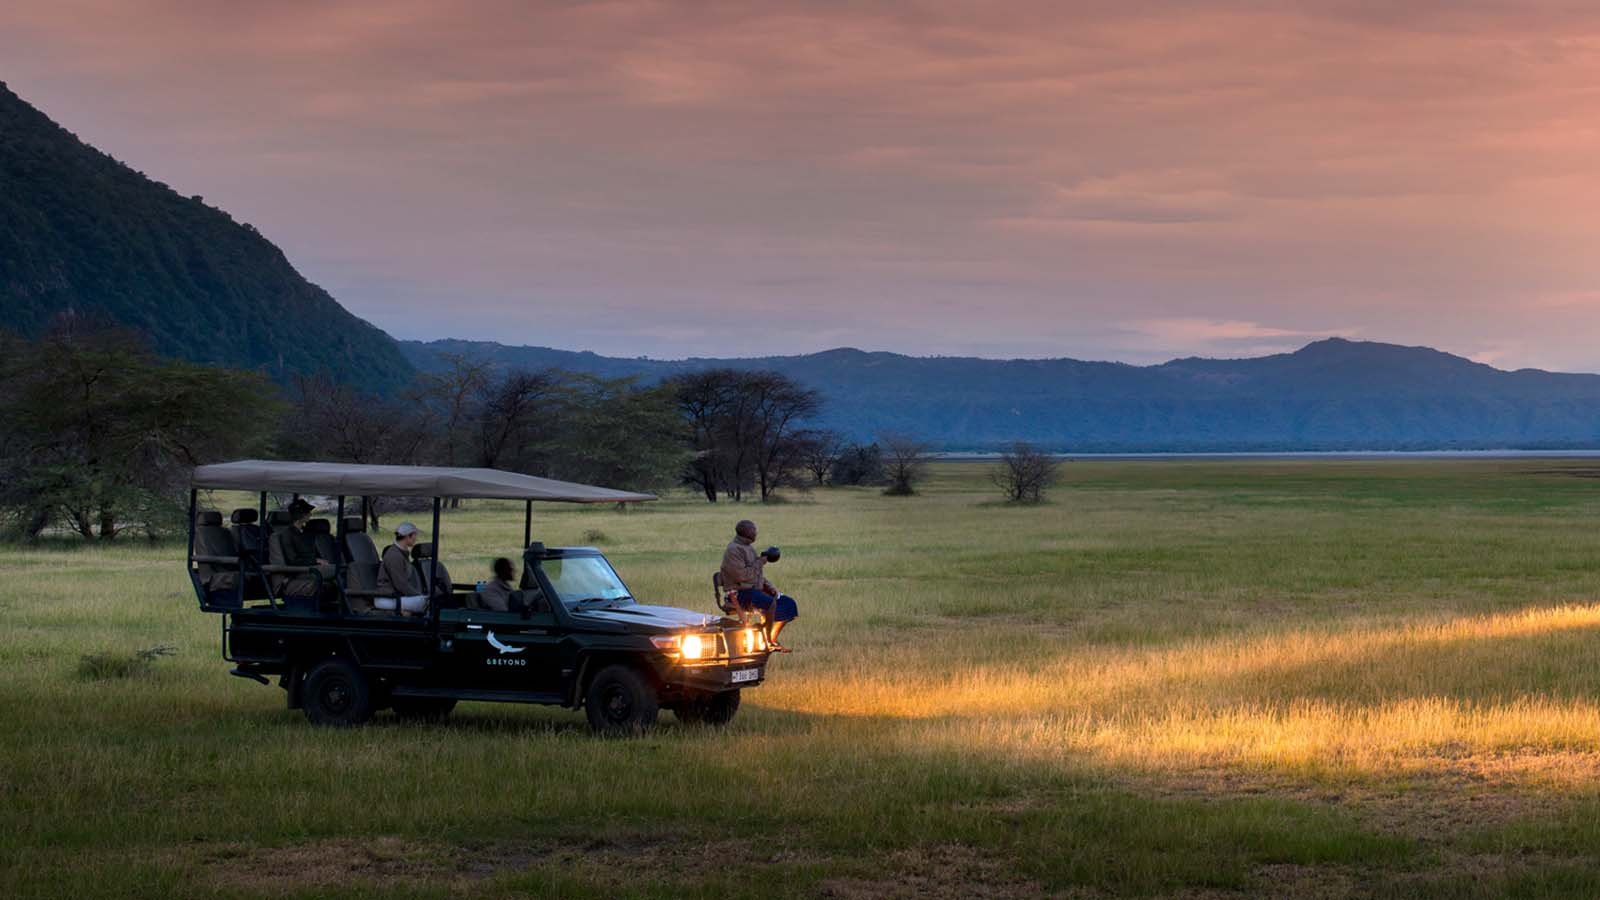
left=650, top=632, right=712, bottom=660
left=738, top=628, right=765, bottom=655
left=681, top=633, right=705, bottom=660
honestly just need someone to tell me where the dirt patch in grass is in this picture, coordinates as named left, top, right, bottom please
left=1121, top=755, right=1579, bottom=843
left=817, top=845, right=1047, bottom=899
left=182, top=833, right=834, bottom=894
left=186, top=835, right=535, bottom=892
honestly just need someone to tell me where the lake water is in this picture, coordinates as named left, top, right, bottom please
left=936, top=450, right=1600, bottom=461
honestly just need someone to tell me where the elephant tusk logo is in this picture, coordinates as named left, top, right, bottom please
left=486, top=631, right=525, bottom=654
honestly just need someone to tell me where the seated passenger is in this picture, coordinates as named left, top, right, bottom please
left=376, top=522, right=427, bottom=614
left=720, top=519, right=798, bottom=651
left=479, top=557, right=516, bottom=612
left=280, top=499, right=335, bottom=601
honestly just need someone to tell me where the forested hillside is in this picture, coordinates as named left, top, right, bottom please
left=0, top=82, right=412, bottom=387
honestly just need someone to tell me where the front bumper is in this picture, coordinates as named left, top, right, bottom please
left=663, top=653, right=771, bottom=692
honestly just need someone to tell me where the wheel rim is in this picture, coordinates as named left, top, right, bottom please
left=602, top=685, right=633, bottom=724
left=320, top=678, right=352, bottom=715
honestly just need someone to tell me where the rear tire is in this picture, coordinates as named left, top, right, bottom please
left=302, top=659, right=372, bottom=727
left=392, top=697, right=456, bottom=723
left=584, top=664, right=659, bottom=735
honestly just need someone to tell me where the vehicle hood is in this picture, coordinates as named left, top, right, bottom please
left=568, top=603, right=722, bottom=631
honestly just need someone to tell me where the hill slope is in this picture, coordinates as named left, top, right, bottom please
left=402, top=338, right=1600, bottom=450
left=0, top=82, right=412, bottom=387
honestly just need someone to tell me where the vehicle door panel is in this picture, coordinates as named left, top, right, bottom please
left=437, top=608, right=563, bottom=694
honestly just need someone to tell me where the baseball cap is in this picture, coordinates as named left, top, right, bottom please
left=395, top=522, right=420, bottom=538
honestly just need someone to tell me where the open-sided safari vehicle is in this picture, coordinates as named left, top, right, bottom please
left=185, top=460, right=771, bottom=733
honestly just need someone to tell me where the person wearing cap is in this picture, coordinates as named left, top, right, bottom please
left=377, top=521, right=426, bottom=613
left=719, top=519, right=798, bottom=651
left=280, top=498, right=334, bottom=599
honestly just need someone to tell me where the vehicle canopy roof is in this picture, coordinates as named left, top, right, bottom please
left=192, top=460, right=657, bottom=503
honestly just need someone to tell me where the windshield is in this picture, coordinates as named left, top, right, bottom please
left=542, top=556, right=633, bottom=609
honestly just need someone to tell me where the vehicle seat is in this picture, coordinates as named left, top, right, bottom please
left=411, top=542, right=453, bottom=597
left=193, top=510, right=240, bottom=606
left=305, top=518, right=337, bottom=563
left=340, top=516, right=381, bottom=614
left=230, top=508, right=263, bottom=559
left=711, top=571, right=738, bottom=614
left=229, top=508, right=269, bottom=601
left=263, top=510, right=298, bottom=597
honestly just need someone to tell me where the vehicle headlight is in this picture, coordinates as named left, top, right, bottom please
left=739, top=628, right=765, bottom=654
left=681, top=633, right=705, bottom=660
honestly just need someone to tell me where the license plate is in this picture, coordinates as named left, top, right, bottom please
left=731, top=667, right=761, bottom=684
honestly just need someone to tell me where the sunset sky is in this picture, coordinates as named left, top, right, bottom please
left=4, top=1, right=1599, bottom=369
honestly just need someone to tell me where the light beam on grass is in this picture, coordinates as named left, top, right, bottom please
left=760, top=604, right=1600, bottom=783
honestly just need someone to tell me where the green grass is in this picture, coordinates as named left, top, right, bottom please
left=6, top=459, right=1600, bottom=897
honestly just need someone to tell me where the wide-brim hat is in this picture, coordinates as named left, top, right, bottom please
left=287, top=498, right=316, bottom=518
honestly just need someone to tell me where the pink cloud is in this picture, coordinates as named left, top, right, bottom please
left=3, top=2, right=1600, bottom=369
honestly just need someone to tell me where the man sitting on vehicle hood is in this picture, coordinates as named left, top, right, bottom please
left=720, top=519, right=798, bottom=651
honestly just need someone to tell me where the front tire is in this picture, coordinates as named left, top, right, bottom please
left=302, top=659, right=373, bottom=727
left=671, top=689, right=740, bottom=727
left=701, top=689, right=740, bottom=726
left=585, top=664, right=659, bottom=735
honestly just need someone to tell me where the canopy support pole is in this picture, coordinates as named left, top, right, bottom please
left=429, top=497, right=442, bottom=614
left=524, top=499, right=533, bottom=548
left=334, top=496, right=346, bottom=615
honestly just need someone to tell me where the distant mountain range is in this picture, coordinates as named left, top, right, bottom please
left=8, top=81, right=1600, bottom=451
left=0, top=81, right=412, bottom=388
left=402, top=338, right=1600, bottom=451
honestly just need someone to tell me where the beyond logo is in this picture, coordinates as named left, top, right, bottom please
left=487, top=631, right=525, bottom=654
left=485, top=630, right=528, bottom=666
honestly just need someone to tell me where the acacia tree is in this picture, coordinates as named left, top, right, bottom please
left=672, top=369, right=740, bottom=502
left=415, top=352, right=491, bottom=466
left=668, top=369, right=821, bottom=502
left=546, top=375, right=686, bottom=491
left=747, top=373, right=821, bottom=501
left=798, top=429, right=845, bottom=485
left=474, top=368, right=566, bottom=472
left=880, top=433, right=932, bottom=496
left=0, top=321, right=281, bottom=539
left=993, top=440, right=1060, bottom=502
left=831, top=442, right=885, bottom=486
left=280, top=375, right=434, bottom=528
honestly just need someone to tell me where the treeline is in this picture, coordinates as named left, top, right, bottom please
left=0, top=322, right=900, bottom=541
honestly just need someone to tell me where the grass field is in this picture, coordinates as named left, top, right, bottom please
left=6, top=459, right=1600, bottom=898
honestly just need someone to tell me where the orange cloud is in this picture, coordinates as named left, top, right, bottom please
left=3, top=1, right=1599, bottom=367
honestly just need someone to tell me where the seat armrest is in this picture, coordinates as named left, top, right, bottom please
left=193, top=555, right=240, bottom=565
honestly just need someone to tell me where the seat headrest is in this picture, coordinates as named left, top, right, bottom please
left=265, top=510, right=293, bottom=528
left=196, top=510, right=223, bottom=527
left=230, top=508, right=258, bottom=525
left=411, top=542, right=436, bottom=561
left=342, top=516, right=366, bottom=534
left=306, top=518, right=332, bottom=535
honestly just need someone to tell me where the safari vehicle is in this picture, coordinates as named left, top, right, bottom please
left=185, top=460, right=771, bottom=733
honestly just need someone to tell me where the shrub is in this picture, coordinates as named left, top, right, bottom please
left=77, top=645, right=175, bottom=681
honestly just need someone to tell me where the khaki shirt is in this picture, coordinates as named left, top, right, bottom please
left=376, top=543, right=421, bottom=597
left=479, top=579, right=514, bottom=612
left=720, top=538, right=766, bottom=592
